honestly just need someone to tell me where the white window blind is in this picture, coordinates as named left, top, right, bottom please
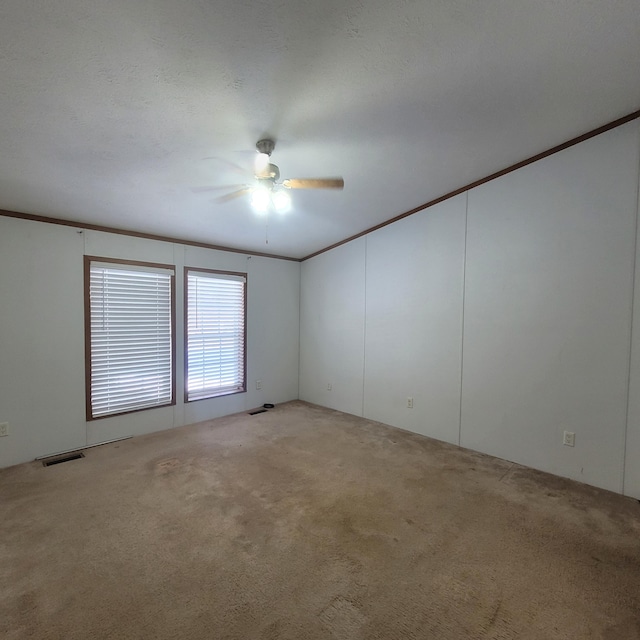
left=186, top=270, right=246, bottom=401
left=88, top=261, right=174, bottom=419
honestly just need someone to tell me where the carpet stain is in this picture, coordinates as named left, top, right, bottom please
left=154, top=457, right=182, bottom=473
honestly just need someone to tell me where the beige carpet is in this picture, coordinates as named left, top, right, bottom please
left=1, top=401, right=639, bottom=639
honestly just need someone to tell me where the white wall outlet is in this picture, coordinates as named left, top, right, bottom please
left=563, top=431, right=575, bottom=447
left=407, top=397, right=413, bottom=409
left=0, top=422, right=8, bottom=437
left=327, top=383, right=332, bottom=391
left=256, top=380, right=262, bottom=390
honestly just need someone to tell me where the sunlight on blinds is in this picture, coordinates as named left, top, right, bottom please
left=186, top=271, right=246, bottom=401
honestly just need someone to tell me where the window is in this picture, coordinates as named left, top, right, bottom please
left=85, top=257, right=175, bottom=420
left=185, top=268, right=246, bottom=401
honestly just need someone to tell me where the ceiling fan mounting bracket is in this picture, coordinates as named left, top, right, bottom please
left=256, top=138, right=276, bottom=156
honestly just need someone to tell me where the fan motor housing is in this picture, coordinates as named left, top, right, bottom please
left=256, top=163, right=280, bottom=182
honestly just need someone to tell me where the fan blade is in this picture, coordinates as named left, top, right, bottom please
left=202, top=157, right=252, bottom=177
left=191, top=184, right=246, bottom=193
left=282, top=178, right=344, bottom=190
left=214, top=187, right=253, bottom=204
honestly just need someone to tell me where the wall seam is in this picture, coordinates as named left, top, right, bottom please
left=458, top=191, right=469, bottom=447
left=361, top=237, right=368, bottom=418
left=297, top=259, right=302, bottom=401
left=622, top=122, right=640, bottom=495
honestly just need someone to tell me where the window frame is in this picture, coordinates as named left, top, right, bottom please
left=84, top=255, right=177, bottom=421
left=183, top=267, right=247, bottom=403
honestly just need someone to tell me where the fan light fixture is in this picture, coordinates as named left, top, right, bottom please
left=250, top=186, right=270, bottom=213
left=272, top=190, right=291, bottom=213
left=255, top=152, right=270, bottom=174
left=210, top=138, right=343, bottom=213
left=250, top=187, right=291, bottom=214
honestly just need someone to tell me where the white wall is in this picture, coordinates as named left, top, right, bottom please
left=0, top=222, right=87, bottom=464
left=0, top=217, right=300, bottom=468
left=300, top=120, right=640, bottom=497
left=363, top=195, right=466, bottom=444
left=299, top=195, right=466, bottom=445
left=624, top=124, right=640, bottom=499
left=462, top=123, right=639, bottom=493
left=299, top=239, right=366, bottom=416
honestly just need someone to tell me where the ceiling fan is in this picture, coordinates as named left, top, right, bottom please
left=208, top=139, right=344, bottom=213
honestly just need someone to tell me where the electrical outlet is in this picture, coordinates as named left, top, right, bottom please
left=563, top=431, right=575, bottom=447
left=327, top=383, right=332, bottom=391
left=407, top=397, right=413, bottom=409
left=0, top=422, right=8, bottom=437
left=256, top=380, right=262, bottom=390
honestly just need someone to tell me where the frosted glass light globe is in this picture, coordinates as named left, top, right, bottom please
left=272, top=190, right=291, bottom=213
left=250, top=187, right=270, bottom=213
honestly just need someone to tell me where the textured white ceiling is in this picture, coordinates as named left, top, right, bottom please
left=0, top=0, right=639, bottom=259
